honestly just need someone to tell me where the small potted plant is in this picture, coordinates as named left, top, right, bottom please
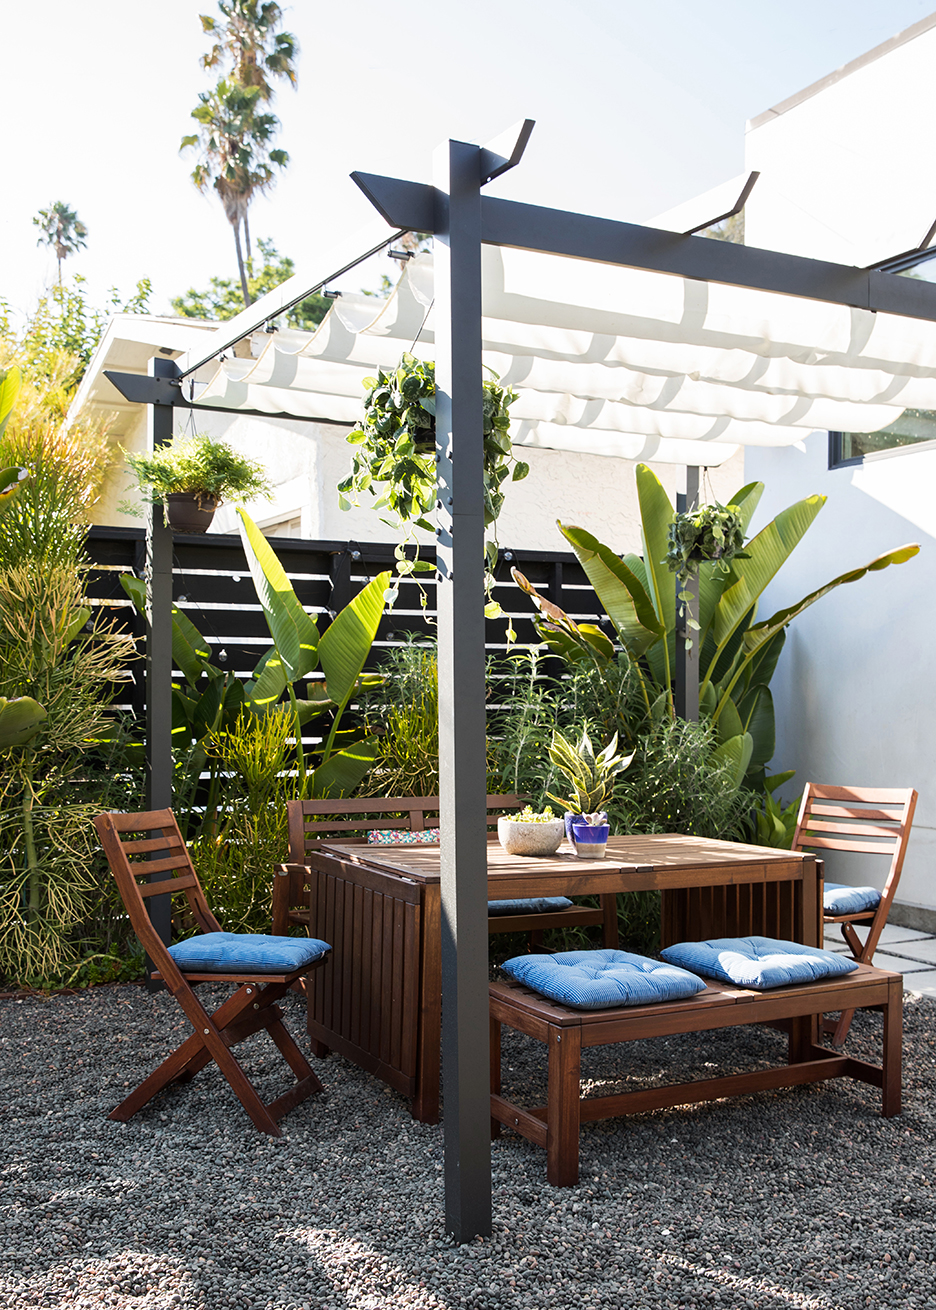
left=124, top=433, right=271, bottom=533
left=546, top=729, right=633, bottom=858
left=497, top=805, right=565, bottom=857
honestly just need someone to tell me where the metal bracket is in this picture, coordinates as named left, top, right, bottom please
left=105, top=370, right=180, bottom=406
left=868, top=215, right=936, bottom=273
left=684, top=171, right=760, bottom=236
left=478, top=118, right=535, bottom=184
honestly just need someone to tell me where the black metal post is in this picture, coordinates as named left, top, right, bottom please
left=143, top=356, right=178, bottom=984
left=674, top=467, right=700, bottom=722
left=433, top=138, right=492, bottom=1242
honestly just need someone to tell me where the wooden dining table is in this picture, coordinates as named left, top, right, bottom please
left=301, top=834, right=821, bottom=1123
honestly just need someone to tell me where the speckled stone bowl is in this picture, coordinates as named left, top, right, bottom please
left=497, top=816, right=565, bottom=857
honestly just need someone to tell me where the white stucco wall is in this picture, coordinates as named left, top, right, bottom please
left=742, top=18, right=936, bottom=919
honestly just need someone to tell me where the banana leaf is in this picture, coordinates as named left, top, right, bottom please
left=237, top=508, right=320, bottom=682
left=309, top=736, right=382, bottom=799
left=120, top=574, right=214, bottom=687
left=0, top=696, right=47, bottom=749
left=557, top=523, right=662, bottom=658
left=318, top=570, right=392, bottom=708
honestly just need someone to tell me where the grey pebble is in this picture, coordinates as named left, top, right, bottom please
left=1, top=983, right=935, bottom=1309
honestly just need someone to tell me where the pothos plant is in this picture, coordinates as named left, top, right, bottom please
left=665, top=500, right=748, bottom=649
left=337, top=353, right=527, bottom=608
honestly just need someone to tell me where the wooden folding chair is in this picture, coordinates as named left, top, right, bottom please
left=273, top=794, right=619, bottom=950
left=792, top=783, right=917, bottom=1043
left=95, top=808, right=331, bottom=1137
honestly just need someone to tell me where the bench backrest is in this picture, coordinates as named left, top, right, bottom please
left=286, top=794, right=526, bottom=862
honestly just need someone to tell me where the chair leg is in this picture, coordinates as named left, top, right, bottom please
left=111, top=977, right=323, bottom=1136
left=882, top=976, right=902, bottom=1117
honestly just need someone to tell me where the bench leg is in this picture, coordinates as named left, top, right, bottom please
left=882, top=976, right=902, bottom=1117
left=546, top=1025, right=582, bottom=1188
left=600, top=894, right=619, bottom=949
left=490, top=1015, right=502, bottom=1139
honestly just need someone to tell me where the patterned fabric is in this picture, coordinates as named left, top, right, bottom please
left=500, top=948, right=706, bottom=1010
left=167, top=932, right=331, bottom=974
left=366, top=828, right=441, bottom=845
left=488, top=896, right=574, bottom=916
left=823, top=882, right=882, bottom=916
left=660, top=936, right=859, bottom=991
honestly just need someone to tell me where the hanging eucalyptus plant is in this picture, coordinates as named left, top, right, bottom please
left=337, top=353, right=526, bottom=589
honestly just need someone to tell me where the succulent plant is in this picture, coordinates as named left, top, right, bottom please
left=545, top=728, right=633, bottom=816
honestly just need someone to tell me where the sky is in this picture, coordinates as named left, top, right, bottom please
left=3, top=0, right=935, bottom=324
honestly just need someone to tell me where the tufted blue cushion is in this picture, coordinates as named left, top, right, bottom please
left=823, top=882, right=882, bottom=917
left=488, top=896, right=574, bottom=916
left=660, top=936, right=858, bottom=991
left=167, top=932, right=330, bottom=974
left=500, top=948, right=706, bottom=1009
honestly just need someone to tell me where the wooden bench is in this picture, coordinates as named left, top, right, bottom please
left=490, top=961, right=902, bottom=1186
left=272, top=793, right=619, bottom=949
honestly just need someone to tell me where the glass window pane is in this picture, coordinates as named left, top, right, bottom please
left=840, top=408, right=936, bottom=460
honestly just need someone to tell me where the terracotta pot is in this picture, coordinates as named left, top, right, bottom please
left=165, top=492, right=217, bottom=534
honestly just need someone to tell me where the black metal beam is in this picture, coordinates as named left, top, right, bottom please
left=348, top=174, right=936, bottom=325
left=683, top=171, right=760, bottom=236
left=674, top=468, right=700, bottom=722
left=103, top=370, right=349, bottom=426
left=143, top=355, right=178, bottom=989
left=434, top=139, right=493, bottom=1243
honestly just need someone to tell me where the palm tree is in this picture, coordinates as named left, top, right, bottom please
left=33, top=203, right=88, bottom=284
left=181, top=78, right=288, bottom=306
left=182, top=1, right=298, bottom=299
left=199, top=1, right=298, bottom=101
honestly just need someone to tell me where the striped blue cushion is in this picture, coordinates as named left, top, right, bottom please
left=660, top=936, right=858, bottom=991
left=500, top=948, right=706, bottom=1009
left=823, top=882, right=882, bottom=916
left=488, top=896, right=574, bottom=916
left=168, top=932, right=330, bottom=974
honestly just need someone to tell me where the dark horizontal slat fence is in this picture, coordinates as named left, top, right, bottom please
left=85, top=526, right=608, bottom=715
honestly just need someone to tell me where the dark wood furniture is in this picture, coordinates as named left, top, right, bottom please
left=792, top=784, right=918, bottom=1043
left=273, top=793, right=619, bottom=947
left=291, top=833, right=820, bottom=1123
left=96, top=808, right=329, bottom=1137
left=489, top=961, right=902, bottom=1186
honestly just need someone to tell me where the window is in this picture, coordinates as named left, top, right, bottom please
left=829, top=408, right=936, bottom=467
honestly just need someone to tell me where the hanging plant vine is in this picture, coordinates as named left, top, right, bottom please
left=337, top=352, right=527, bottom=609
left=664, top=499, right=749, bottom=650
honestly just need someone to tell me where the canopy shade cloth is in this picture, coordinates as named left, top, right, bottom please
left=190, top=245, right=936, bottom=465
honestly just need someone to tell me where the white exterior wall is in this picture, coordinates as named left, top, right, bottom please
left=742, top=19, right=936, bottom=920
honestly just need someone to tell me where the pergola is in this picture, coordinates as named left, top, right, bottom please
left=108, top=121, right=936, bottom=1242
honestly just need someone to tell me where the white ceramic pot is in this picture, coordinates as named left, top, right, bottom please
left=497, top=816, right=565, bottom=857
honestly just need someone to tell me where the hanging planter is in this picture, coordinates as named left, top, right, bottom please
left=165, top=491, right=219, bottom=534
left=337, top=353, right=527, bottom=598
left=123, top=434, right=271, bottom=534
left=664, top=501, right=748, bottom=587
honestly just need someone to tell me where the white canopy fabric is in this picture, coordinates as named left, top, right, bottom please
left=190, top=247, right=936, bottom=465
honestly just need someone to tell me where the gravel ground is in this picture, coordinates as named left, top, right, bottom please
left=1, top=982, right=935, bottom=1310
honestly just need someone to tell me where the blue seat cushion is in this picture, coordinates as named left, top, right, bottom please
left=660, top=936, right=859, bottom=991
left=488, top=896, right=574, bottom=916
left=823, top=882, right=882, bottom=917
left=167, top=932, right=331, bottom=974
left=500, top=948, right=706, bottom=1009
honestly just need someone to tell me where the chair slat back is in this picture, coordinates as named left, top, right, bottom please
left=792, top=783, right=917, bottom=906
left=95, top=810, right=222, bottom=964
left=287, top=793, right=526, bottom=861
